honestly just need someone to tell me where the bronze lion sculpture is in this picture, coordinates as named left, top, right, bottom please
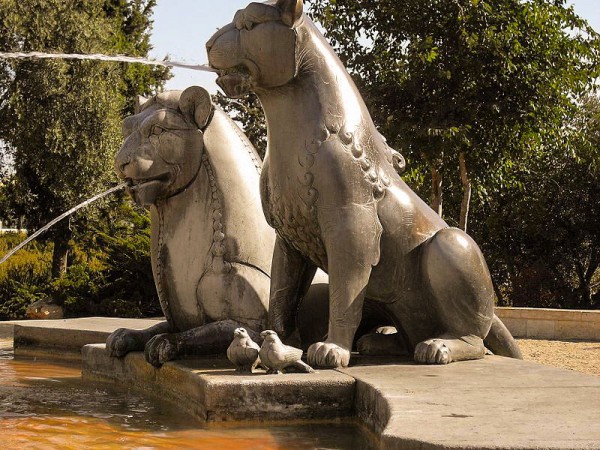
left=207, top=0, right=522, bottom=368
left=106, top=86, right=328, bottom=366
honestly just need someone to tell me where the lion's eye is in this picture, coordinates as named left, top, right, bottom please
left=151, top=125, right=165, bottom=136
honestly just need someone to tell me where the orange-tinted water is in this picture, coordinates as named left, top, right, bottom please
left=0, top=340, right=375, bottom=449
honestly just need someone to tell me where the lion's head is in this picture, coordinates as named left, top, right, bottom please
left=115, top=86, right=213, bottom=206
left=206, top=0, right=304, bottom=98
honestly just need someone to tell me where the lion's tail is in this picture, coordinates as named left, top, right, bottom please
left=484, top=314, right=523, bottom=359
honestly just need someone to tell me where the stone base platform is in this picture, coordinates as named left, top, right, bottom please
left=4, top=318, right=600, bottom=449
left=341, top=359, right=600, bottom=450
left=83, top=344, right=356, bottom=422
left=83, top=344, right=600, bottom=450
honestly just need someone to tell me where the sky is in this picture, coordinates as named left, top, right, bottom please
left=149, top=0, right=600, bottom=93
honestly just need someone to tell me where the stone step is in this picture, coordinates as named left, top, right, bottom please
left=83, top=343, right=356, bottom=422
left=11, top=317, right=162, bottom=360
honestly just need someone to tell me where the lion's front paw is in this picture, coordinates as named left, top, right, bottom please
left=414, top=339, right=452, bottom=365
left=106, top=328, right=142, bottom=358
left=307, top=342, right=350, bottom=368
left=144, top=333, right=179, bottom=367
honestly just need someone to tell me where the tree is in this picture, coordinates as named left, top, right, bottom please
left=103, top=0, right=170, bottom=114
left=0, top=0, right=168, bottom=278
left=472, top=95, right=600, bottom=309
left=308, top=0, right=599, bottom=231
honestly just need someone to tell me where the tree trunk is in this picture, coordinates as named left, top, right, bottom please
left=431, top=167, right=443, bottom=217
left=51, top=226, right=71, bottom=279
left=575, top=248, right=599, bottom=307
left=459, top=151, right=471, bottom=233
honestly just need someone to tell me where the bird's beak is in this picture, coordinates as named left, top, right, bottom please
left=260, top=331, right=268, bottom=337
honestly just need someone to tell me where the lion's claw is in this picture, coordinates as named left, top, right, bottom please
left=307, top=341, right=350, bottom=368
left=106, top=328, right=142, bottom=358
left=144, top=333, right=179, bottom=367
left=414, top=339, right=452, bottom=364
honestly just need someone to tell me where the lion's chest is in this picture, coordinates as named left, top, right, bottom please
left=151, top=178, right=215, bottom=331
left=265, top=165, right=328, bottom=270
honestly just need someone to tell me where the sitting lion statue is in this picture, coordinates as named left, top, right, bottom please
left=106, top=86, right=329, bottom=366
left=207, top=0, right=522, bottom=368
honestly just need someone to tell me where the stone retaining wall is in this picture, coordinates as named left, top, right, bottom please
left=496, top=307, right=600, bottom=341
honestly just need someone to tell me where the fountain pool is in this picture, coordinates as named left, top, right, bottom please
left=0, top=339, right=376, bottom=449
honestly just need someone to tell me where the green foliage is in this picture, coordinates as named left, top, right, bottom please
left=70, top=192, right=161, bottom=317
left=0, top=198, right=160, bottom=320
left=102, top=0, right=171, bottom=113
left=0, top=232, right=52, bottom=319
left=0, top=0, right=122, bottom=277
left=308, top=0, right=599, bottom=222
left=0, top=0, right=169, bottom=279
left=0, top=0, right=166, bottom=315
left=472, top=96, right=600, bottom=309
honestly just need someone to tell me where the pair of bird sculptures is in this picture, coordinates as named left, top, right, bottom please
left=227, top=328, right=314, bottom=374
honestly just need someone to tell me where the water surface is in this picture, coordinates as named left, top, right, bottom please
left=0, top=339, right=375, bottom=449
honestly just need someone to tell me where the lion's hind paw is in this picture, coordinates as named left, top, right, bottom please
left=414, top=338, right=452, bottom=365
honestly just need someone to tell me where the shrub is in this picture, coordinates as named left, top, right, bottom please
left=0, top=202, right=160, bottom=320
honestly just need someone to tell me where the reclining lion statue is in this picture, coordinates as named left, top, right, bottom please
left=106, top=86, right=328, bottom=366
left=207, top=0, right=522, bottom=368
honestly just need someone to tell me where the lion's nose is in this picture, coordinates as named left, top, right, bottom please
left=114, top=152, right=131, bottom=176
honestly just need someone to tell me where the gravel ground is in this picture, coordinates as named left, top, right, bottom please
left=517, top=339, right=600, bottom=377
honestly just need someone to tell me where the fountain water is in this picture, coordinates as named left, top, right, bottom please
left=0, top=51, right=216, bottom=72
left=0, top=339, right=374, bottom=449
left=0, top=183, right=126, bottom=266
left=0, top=50, right=215, bottom=264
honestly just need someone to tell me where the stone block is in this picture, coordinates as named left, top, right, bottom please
left=526, top=319, right=555, bottom=339
left=522, top=308, right=581, bottom=322
left=495, top=307, right=522, bottom=319
left=13, top=317, right=163, bottom=359
left=341, top=356, right=600, bottom=450
left=555, top=320, right=594, bottom=340
left=500, top=317, right=527, bottom=338
left=581, top=310, right=600, bottom=323
left=82, top=344, right=356, bottom=422
left=11, top=317, right=600, bottom=449
left=554, top=320, right=593, bottom=339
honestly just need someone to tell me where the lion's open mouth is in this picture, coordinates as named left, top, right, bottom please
left=216, top=64, right=255, bottom=98
left=126, top=172, right=171, bottom=190
left=218, top=65, right=251, bottom=77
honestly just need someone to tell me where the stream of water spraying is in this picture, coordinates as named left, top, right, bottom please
left=0, top=50, right=213, bottom=265
left=0, top=51, right=216, bottom=72
left=0, top=184, right=126, bottom=266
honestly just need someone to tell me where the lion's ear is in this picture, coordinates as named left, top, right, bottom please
left=277, top=0, right=303, bottom=27
left=135, top=95, right=149, bottom=114
left=179, top=86, right=213, bottom=129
